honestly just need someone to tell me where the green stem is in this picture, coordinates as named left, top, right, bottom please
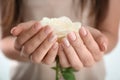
left=56, top=58, right=60, bottom=80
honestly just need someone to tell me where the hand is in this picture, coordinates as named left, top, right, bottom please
left=58, top=26, right=108, bottom=70
left=11, top=21, right=58, bottom=64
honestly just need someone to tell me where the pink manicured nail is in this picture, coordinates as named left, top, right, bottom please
left=49, top=34, right=57, bottom=42
left=44, top=26, right=52, bottom=34
left=62, top=38, right=70, bottom=47
left=80, top=27, right=87, bottom=36
left=34, top=22, right=41, bottom=30
left=101, top=42, right=107, bottom=51
left=11, top=27, right=17, bottom=34
left=68, top=32, right=76, bottom=41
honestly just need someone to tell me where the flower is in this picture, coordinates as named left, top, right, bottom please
left=40, top=16, right=81, bottom=38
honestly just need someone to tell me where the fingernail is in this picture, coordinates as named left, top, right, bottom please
left=80, top=27, right=87, bottom=36
left=44, top=26, right=52, bottom=34
left=68, top=32, right=76, bottom=41
left=101, top=42, right=107, bottom=51
left=49, top=34, right=57, bottom=42
left=62, top=38, right=70, bottom=47
left=53, top=42, right=58, bottom=49
left=34, top=22, right=41, bottom=30
left=11, top=27, right=16, bottom=34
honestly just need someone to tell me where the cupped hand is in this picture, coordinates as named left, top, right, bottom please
left=11, top=21, right=58, bottom=64
left=58, top=26, right=108, bottom=70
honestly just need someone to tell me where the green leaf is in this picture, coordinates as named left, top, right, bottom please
left=62, top=67, right=75, bottom=72
left=62, top=71, right=76, bottom=80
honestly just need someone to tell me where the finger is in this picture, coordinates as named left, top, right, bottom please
left=79, top=27, right=103, bottom=61
left=11, top=27, right=20, bottom=36
left=42, top=42, right=58, bottom=65
left=22, top=26, right=53, bottom=56
left=14, top=22, right=42, bottom=50
left=11, top=21, right=36, bottom=36
left=86, top=27, right=108, bottom=51
left=58, top=44, right=70, bottom=68
left=61, top=38, right=83, bottom=70
left=31, top=33, right=57, bottom=63
left=67, top=32, right=95, bottom=67
left=95, top=35, right=108, bottom=52
left=16, top=22, right=42, bottom=45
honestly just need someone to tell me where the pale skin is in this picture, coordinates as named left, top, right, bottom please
left=0, top=0, right=120, bottom=70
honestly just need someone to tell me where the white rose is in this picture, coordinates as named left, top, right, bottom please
left=40, top=16, right=81, bottom=38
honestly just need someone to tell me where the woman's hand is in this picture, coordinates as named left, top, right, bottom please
left=58, top=26, right=108, bottom=70
left=11, top=21, right=58, bottom=64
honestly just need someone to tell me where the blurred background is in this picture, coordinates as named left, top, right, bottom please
left=0, top=0, right=120, bottom=80
left=0, top=30, right=120, bottom=80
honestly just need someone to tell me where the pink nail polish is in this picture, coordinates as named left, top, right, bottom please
left=63, top=38, right=70, bottom=47
left=80, top=27, right=87, bottom=36
left=11, top=27, right=16, bottom=34
left=44, top=26, right=52, bottom=34
left=49, top=34, right=57, bottom=42
left=34, top=22, right=41, bottom=30
left=68, top=32, right=76, bottom=41
left=101, top=42, right=107, bottom=51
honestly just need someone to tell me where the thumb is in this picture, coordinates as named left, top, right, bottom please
left=10, top=26, right=23, bottom=36
left=90, top=28, right=108, bottom=51
left=85, top=26, right=108, bottom=52
left=10, top=21, right=37, bottom=36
